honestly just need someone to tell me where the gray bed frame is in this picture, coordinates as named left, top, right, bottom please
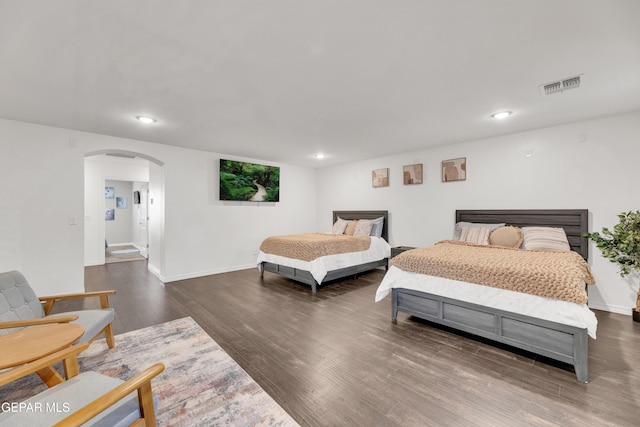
left=261, top=210, right=389, bottom=293
left=391, top=209, right=591, bottom=382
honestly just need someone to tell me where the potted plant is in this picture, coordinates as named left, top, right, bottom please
left=585, top=211, right=640, bottom=322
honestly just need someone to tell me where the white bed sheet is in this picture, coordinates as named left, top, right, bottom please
left=375, top=265, right=598, bottom=338
left=257, top=236, right=391, bottom=284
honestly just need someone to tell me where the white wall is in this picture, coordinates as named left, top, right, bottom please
left=316, top=111, right=640, bottom=315
left=147, top=161, right=165, bottom=279
left=0, top=120, right=84, bottom=294
left=1, top=117, right=317, bottom=295
left=159, top=148, right=317, bottom=281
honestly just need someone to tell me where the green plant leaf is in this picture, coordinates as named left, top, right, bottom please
left=586, top=211, right=640, bottom=279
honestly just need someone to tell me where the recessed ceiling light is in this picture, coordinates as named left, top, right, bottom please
left=314, top=153, right=326, bottom=159
left=491, top=111, right=512, bottom=119
left=136, top=116, right=157, bottom=124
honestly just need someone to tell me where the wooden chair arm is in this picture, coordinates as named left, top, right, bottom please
left=0, top=343, right=89, bottom=387
left=53, top=363, right=165, bottom=427
left=0, top=315, right=79, bottom=330
left=39, top=290, right=116, bottom=314
left=39, top=290, right=116, bottom=301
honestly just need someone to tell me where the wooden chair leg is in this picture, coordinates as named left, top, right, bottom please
left=137, top=381, right=157, bottom=426
left=36, top=366, right=65, bottom=387
left=104, top=323, right=115, bottom=348
left=63, top=354, right=81, bottom=379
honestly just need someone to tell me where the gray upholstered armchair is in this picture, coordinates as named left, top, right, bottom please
left=0, top=270, right=116, bottom=348
left=0, top=342, right=164, bottom=426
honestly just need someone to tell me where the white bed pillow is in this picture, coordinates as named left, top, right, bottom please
left=459, top=226, right=492, bottom=245
left=354, top=220, right=374, bottom=236
left=453, top=222, right=505, bottom=240
left=332, top=217, right=349, bottom=234
left=522, top=227, right=570, bottom=252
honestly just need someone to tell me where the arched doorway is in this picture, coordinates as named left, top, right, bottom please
left=84, top=150, right=165, bottom=280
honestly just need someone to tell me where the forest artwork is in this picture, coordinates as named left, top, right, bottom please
left=219, top=159, right=280, bottom=202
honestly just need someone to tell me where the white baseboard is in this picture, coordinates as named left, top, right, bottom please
left=147, top=263, right=164, bottom=282
left=163, top=264, right=257, bottom=283
left=588, top=302, right=632, bottom=316
left=84, top=259, right=104, bottom=267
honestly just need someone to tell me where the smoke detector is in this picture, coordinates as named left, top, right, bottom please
left=539, top=75, right=583, bottom=95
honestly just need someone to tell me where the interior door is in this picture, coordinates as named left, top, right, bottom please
left=136, top=184, right=149, bottom=258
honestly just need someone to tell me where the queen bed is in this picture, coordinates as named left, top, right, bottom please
left=375, top=209, right=597, bottom=382
left=258, top=210, right=391, bottom=293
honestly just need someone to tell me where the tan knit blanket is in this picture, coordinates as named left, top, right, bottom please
left=259, top=233, right=372, bottom=262
left=391, top=240, right=594, bottom=304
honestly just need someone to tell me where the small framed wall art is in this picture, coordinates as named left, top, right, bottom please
left=116, top=197, right=127, bottom=209
left=372, top=168, right=389, bottom=187
left=403, top=164, right=423, bottom=185
left=442, top=157, right=467, bottom=182
left=105, top=186, right=115, bottom=199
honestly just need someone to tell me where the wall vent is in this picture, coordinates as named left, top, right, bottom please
left=540, top=75, right=582, bottom=95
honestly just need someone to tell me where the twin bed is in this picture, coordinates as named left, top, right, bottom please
left=258, top=209, right=597, bottom=382
left=258, top=211, right=391, bottom=293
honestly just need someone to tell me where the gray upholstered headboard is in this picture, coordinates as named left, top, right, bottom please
left=455, top=209, right=589, bottom=260
left=332, top=210, right=389, bottom=242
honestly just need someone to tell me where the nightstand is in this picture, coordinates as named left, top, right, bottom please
left=391, top=246, right=416, bottom=258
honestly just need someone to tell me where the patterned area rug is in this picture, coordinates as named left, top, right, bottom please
left=0, top=317, right=299, bottom=426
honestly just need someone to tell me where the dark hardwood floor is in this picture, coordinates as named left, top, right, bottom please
left=62, top=260, right=639, bottom=426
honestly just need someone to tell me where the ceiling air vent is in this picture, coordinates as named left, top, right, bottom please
left=540, top=75, right=582, bottom=95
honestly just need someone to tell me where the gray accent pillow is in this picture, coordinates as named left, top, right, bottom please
left=369, top=217, right=385, bottom=238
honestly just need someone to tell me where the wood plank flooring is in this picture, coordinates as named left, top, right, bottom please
left=64, top=260, right=640, bottom=426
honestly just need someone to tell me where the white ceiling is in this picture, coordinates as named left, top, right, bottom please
left=1, top=1, right=639, bottom=168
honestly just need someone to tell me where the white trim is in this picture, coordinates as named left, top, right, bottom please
left=84, top=149, right=164, bottom=166
left=588, top=302, right=633, bottom=316
left=147, top=263, right=164, bottom=283
left=106, top=242, right=137, bottom=247
left=162, top=264, right=257, bottom=283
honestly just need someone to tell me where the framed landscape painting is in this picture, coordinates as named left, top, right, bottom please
left=219, top=159, right=280, bottom=202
